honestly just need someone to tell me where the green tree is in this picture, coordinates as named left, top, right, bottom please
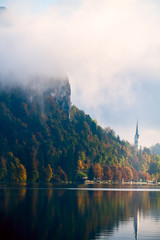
left=88, top=165, right=94, bottom=180
left=30, top=169, right=39, bottom=182
left=56, top=166, right=67, bottom=182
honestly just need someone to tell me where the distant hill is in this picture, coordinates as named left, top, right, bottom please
left=0, top=78, right=159, bottom=182
left=150, top=143, right=160, bottom=156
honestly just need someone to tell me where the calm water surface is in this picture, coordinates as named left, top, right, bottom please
left=0, top=184, right=160, bottom=239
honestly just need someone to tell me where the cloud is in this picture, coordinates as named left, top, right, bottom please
left=1, top=0, right=160, bottom=146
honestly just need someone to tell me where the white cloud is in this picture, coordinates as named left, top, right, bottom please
left=1, top=0, right=160, bottom=146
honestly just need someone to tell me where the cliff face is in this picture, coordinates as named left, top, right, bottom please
left=27, top=78, right=71, bottom=117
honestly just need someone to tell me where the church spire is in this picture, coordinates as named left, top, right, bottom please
left=134, top=121, right=139, bottom=150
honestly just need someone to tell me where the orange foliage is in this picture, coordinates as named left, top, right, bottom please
left=17, top=164, right=27, bottom=182
left=123, top=167, right=133, bottom=181
left=77, top=160, right=85, bottom=170
left=138, top=171, right=151, bottom=181
left=94, top=163, right=104, bottom=179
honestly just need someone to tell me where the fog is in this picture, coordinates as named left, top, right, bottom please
left=1, top=0, right=160, bottom=147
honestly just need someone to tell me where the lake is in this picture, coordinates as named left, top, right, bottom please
left=0, top=184, right=160, bottom=239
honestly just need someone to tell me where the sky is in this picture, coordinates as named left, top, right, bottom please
left=1, top=0, right=160, bottom=147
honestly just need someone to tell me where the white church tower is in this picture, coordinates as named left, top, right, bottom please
left=134, top=122, right=139, bottom=150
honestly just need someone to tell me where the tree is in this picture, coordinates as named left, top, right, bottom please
left=57, top=166, right=67, bottom=182
left=53, top=166, right=68, bottom=183
left=123, top=167, right=133, bottom=181
left=103, top=166, right=113, bottom=181
left=17, top=164, right=27, bottom=182
left=111, top=166, right=122, bottom=182
left=151, top=173, right=159, bottom=181
left=131, top=167, right=138, bottom=181
left=94, top=163, right=104, bottom=179
left=43, top=164, right=53, bottom=182
left=9, top=162, right=16, bottom=181
left=30, top=169, right=39, bottom=182
left=0, top=156, right=7, bottom=181
left=77, top=160, right=85, bottom=170
left=150, top=143, right=160, bottom=156
left=143, top=147, right=151, bottom=155
left=7, top=153, right=27, bottom=182
left=88, top=165, right=95, bottom=180
left=138, top=171, right=151, bottom=181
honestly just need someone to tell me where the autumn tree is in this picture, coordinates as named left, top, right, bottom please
left=138, top=171, right=151, bottom=181
left=103, top=166, right=113, bottom=181
left=123, top=167, right=133, bottom=181
left=6, top=153, right=27, bottom=182
left=43, top=164, right=53, bottom=182
left=17, top=164, right=27, bottom=182
left=111, top=166, right=122, bottom=182
left=77, top=160, right=85, bottom=170
left=94, top=163, right=104, bottom=179
left=131, top=167, right=138, bottom=181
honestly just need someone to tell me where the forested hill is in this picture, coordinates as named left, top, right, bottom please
left=0, top=79, right=160, bottom=183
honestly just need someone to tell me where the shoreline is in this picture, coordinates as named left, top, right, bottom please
left=84, top=180, right=159, bottom=185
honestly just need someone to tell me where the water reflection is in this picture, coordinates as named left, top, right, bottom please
left=134, top=210, right=139, bottom=240
left=0, top=185, right=160, bottom=239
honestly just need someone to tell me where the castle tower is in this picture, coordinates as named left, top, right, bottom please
left=134, top=121, right=139, bottom=150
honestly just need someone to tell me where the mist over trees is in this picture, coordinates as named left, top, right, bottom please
left=0, top=79, right=159, bottom=183
left=150, top=143, right=160, bottom=156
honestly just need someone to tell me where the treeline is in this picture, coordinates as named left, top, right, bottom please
left=79, top=164, right=151, bottom=182
left=0, top=83, right=160, bottom=182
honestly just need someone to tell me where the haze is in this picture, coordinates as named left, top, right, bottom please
left=1, top=0, right=160, bottom=147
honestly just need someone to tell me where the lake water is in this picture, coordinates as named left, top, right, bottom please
left=0, top=184, right=160, bottom=239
